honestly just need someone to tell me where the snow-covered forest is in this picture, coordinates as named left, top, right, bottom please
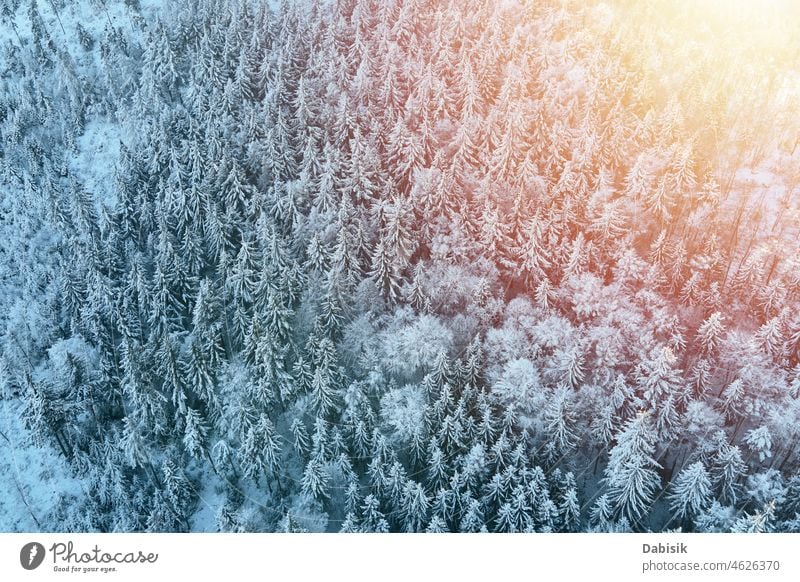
left=1, top=0, right=800, bottom=533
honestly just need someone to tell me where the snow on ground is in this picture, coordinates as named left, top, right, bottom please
left=0, top=399, right=84, bottom=532
left=187, top=468, right=227, bottom=532
left=70, top=119, right=123, bottom=212
left=748, top=158, right=799, bottom=240
left=715, top=149, right=800, bottom=274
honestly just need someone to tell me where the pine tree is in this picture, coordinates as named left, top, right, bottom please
left=589, top=494, right=613, bottom=530
left=183, top=407, right=209, bottom=460
left=425, top=515, right=448, bottom=533
left=301, top=458, right=330, bottom=500
left=212, top=439, right=236, bottom=479
left=708, top=433, right=746, bottom=505
left=369, top=237, right=402, bottom=304
left=698, top=312, right=725, bottom=357
left=459, top=498, right=486, bottom=533
left=744, top=426, right=773, bottom=462
left=731, top=502, right=776, bottom=533
left=668, top=462, right=712, bottom=522
left=604, top=413, right=662, bottom=524
left=360, top=494, right=390, bottom=532
left=278, top=512, right=309, bottom=533
left=720, top=379, right=746, bottom=422
left=635, top=346, right=682, bottom=410
left=543, top=388, right=577, bottom=461
left=290, top=418, right=310, bottom=458
left=311, top=368, right=337, bottom=417
left=401, top=481, right=430, bottom=532
left=558, top=487, right=581, bottom=532
left=755, top=317, right=785, bottom=359
left=161, top=458, right=193, bottom=530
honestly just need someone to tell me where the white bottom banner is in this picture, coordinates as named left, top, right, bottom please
left=1, top=533, right=797, bottom=581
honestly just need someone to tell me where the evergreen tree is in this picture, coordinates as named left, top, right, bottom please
left=668, top=462, right=712, bottom=522
left=604, top=413, right=662, bottom=524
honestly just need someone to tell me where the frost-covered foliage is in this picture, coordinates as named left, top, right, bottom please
left=1, top=0, right=800, bottom=532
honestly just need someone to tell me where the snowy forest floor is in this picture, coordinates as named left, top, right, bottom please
left=0, top=399, right=83, bottom=531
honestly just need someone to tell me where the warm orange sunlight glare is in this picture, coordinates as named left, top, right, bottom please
left=596, top=0, right=800, bottom=158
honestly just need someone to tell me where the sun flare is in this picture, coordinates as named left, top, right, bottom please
left=589, top=0, right=800, bottom=166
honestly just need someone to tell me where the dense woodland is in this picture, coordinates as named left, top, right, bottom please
left=1, top=0, right=800, bottom=532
